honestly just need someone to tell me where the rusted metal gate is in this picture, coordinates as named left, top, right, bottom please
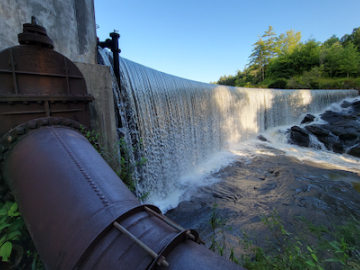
left=0, top=17, right=93, bottom=139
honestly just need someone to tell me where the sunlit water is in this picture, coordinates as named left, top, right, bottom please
left=98, top=48, right=359, bottom=212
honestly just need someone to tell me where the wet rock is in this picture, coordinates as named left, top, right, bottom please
left=257, top=134, right=269, bottom=142
left=353, top=99, right=360, bottom=110
left=290, top=126, right=309, bottom=147
left=341, top=100, right=352, bottom=108
left=348, top=145, right=360, bottom=158
left=332, top=143, right=345, bottom=154
left=166, top=150, right=360, bottom=255
left=301, top=114, right=315, bottom=124
left=305, top=125, right=330, bottom=137
left=326, top=125, right=345, bottom=136
left=303, top=124, right=339, bottom=150
left=319, top=135, right=339, bottom=150
left=339, top=130, right=358, bottom=141
left=291, top=99, right=360, bottom=155
left=320, top=110, right=344, bottom=123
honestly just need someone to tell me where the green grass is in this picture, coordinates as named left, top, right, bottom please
left=209, top=209, right=360, bottom=270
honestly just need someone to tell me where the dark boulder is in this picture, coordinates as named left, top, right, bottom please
left=304, top=125, right=339, bottom=150
left=347, top=145, right=360, bottom=158
left=332, top=143, right=345, bottom=154
left=320, top=111, right=344, bottom=123
left=339, top=128, right=359, bottom=141
left=305, top=125, right=330, bottom=137
left=257, top=134, right=269, bottom=142
left=290, top=126, right=309, bottom=147
left=341, top=100, right=352, bottom=108
left=289, top=98, right=360, bottom=155
left=326, top=125, right=346, bottom=136
left=301, top=114, right=316, bottom=125
left=352, top=99, right=360, bottom=110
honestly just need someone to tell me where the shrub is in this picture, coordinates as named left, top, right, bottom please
left=268, top=79, right=288, bottom=89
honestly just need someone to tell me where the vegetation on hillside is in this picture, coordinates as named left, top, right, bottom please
left=213, top=27, right=360, bottom=89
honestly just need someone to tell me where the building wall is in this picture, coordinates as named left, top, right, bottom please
left=0, top=0, right=97, bottom=64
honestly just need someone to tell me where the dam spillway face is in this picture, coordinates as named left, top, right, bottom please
left=98, top=48, right=359, bottom=206
left=0, top=18, right=244, bottom=270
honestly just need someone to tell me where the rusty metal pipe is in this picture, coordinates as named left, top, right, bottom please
left=3, top=126, right=244, bottom=270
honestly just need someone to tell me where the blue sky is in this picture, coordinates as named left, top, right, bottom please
left=94, top=0, right=360, bottom=83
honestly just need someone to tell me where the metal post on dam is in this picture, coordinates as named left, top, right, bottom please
left=0, top=18, right=244, bottom=270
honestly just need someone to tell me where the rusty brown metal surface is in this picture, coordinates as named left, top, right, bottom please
left=0, top=117, right=88, bottom=164
left=0, top=18, right=94, bottom=139
left=3, top=127, right=140, bottom=269
left=2, top=126, right=244, bottom=270
left=18, top=16, right=54, bottom=48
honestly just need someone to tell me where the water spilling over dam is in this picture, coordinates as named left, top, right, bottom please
left=98, top=49, right=358, bottom=210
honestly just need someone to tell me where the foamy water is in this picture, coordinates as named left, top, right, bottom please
left=156, top=97, right=360, bottom=212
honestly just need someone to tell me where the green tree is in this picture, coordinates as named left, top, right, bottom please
left=341, top=27, right=360, bottom=53
left=274, top=29, right=302, bottom=56
left=249, top=37, right=267, bottom=81
left=216, top=74, right=237, bottom=86
left=323, top=34, right=340, bottom=47
left=324, top=42, right=343, bottom=76
left=291, top=39, right=321, bottom=74
left=262, top=26, right=277, bottom=58
left=338, top=42, right=360, bottom=78
left=267, top=39, right=320, bottom=79
left=249, top=26, right=277, bottom=82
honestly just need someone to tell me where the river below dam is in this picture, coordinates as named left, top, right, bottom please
left=165, top=97, right=360, bottom=261
left=165, top=137, right=360, bottom=249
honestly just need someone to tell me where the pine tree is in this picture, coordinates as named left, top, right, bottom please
left=249, top=26, right=276, bottom=81
left=249, top=37, right=267, bottom=81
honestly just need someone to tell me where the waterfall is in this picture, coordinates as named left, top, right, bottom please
left=98, top=48, right=358, bottom=209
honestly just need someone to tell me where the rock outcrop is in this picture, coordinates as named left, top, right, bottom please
left=289, top=98, right=360, bottom=158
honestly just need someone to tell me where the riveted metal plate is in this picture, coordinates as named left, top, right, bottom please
left=0, top=44, right=94, bottom=138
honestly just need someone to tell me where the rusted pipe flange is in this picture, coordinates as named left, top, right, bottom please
left=22, top=23, right=48, bottom=36
left=0, top=117, right=91, bottom=169
left=18, top=33, right=54, bottom=48
left=147, top=229, right=201, bottom=270
left=18, top=17, right=54, bottom=48
left=109, top=204, right=203, bottom=270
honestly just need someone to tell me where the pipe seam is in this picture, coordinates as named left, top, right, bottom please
left=51, top=126, right=110, bottom=207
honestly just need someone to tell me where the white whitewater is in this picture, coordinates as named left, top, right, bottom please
left=98, top=49, right=358, bottom=211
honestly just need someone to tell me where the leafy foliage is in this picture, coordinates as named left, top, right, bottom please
left=268, top=78, right=287, bottom=89
left=79, top=125, right=148, bottom=197
left=0, top=202, right=22, bottom=262
left=0, top=194, right=44, bottom=269
left=215, top=26, right=360, bottom=89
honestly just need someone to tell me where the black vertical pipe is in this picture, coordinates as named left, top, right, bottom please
left=110, top=32, right=121, bottom=89
left=98, top=32, right=121, bottom=90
